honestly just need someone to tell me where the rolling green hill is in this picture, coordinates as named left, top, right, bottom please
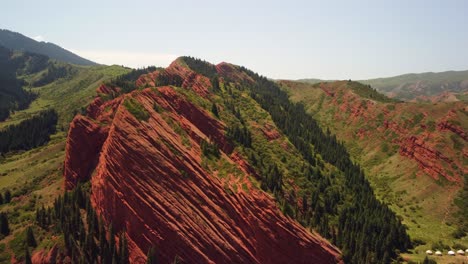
left=0, top=29, right=96, bottom=66
left=299, top=70, right=468, bottom=102
left=360, top=70, right=468, bottom=102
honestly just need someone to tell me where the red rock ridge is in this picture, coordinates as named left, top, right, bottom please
left=216, top=62, right=255, bottom=85
left=399, top=136, right=459, bottom=182
left=261, top=123, right=281, bottom=141
left=164, top=60, right=211, bottom=96
left=437, top=120, right=467, bottom=141
left=31, top=245, right=64, bottom=264
left=64, top=85, right=342, bottom=263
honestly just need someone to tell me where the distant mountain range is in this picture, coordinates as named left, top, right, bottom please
left=0, top=29, right=96, bottom=66
left=299, top=70, right=468, bottom=102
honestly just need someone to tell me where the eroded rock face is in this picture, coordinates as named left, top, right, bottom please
left=216, top=62, right=255, bottom=84
left=437, top=120, right=467, bottom=141
left=399, top=136, right=459, bottom=182
left=64, top=115, right=109, bottom=190
left=64, top=84, right=342, bottom=263
left=165, top=60, right=211, bottom=96
left=31, top=244, right=68, bottom=264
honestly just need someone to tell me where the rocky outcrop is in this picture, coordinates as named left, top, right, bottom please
left=437, top=121, right=467, bottom=141
left=261, top=123, right=281, bottom=141
left=31, top=245, right=61, bottom=264
left=399, top=136, right=459, bottom=182
left=216, top=62, right=255, bottom=84
left=64, top=84, right=342, bottom=263
left=63, top=115, right=108, bottom=190
left=164, top=60, right=211, bottom=96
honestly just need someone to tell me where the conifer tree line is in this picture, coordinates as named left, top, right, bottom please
left=35, top=183, right=132, bottom=264
left=180, top=56, right=218, bottom=79
left=106, top=66, right=159, bottom=93
left=211, top=76, right=221, bottom=92
left=0, top=46, right=48, bottom=121
left=226, top=124, right=252, bottom=148
left=220, top=66, right=413, bottom=263
left=32, top=63, right=73, bottom=87
left=154, top=69, right=184, bottom=87
left=0, top=109, right=58, bottom=154
left=222, top=98, right=253, bottom=149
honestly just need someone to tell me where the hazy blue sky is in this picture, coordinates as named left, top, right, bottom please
left=3, top=0, right=468, bottom=79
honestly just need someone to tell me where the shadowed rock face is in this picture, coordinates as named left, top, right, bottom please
left=64, top=115, right=109, bottom=190
left=64, top=66, right=342, bottom=263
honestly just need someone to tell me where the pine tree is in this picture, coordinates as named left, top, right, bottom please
left=211, top=103, right=219, bottom=118
left=25, top=247, right=32, bottom=264
left=99, top=216, right=107, bottom=257
left=26, top=226, right=37, bottom=247
left=0, top=212, right=10, bottom=236
left=422, top=256, right=437, bottom=264
left=211, top=76, right=220, bottom=92
left=109, top=223, right=116, bottom=259
left=119, top=232, right=129, bottom=264
left=4, top=190, right=11, bottom=203
left=146, top=246, right=158, bottom=264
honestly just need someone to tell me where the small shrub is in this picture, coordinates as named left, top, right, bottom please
left=426, top=121, right=436, bottom=132
left=124, top=98, right=149, bottom=121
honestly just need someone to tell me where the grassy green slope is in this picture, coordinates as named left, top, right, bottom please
left=1, top=64, right=129, bottom=129
left=280, top=80, right=468, bottom=263
left=0, top=64, right=129, bottom=262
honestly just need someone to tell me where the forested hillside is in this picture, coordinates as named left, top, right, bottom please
left=0, top=29, right=96, bottom=66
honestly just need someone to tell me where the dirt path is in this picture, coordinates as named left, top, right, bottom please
left=441, top=186, right=459, bottom=223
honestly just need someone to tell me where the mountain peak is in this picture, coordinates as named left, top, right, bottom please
left=0, top=29, right=96, bottom=65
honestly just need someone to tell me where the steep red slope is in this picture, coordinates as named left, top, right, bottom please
left=64, top=85, right=342, bottom=263
left=63, top=115, right=109, bottom=189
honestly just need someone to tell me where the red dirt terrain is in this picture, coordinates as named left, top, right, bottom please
left=63, top=67, right=342, bottom=263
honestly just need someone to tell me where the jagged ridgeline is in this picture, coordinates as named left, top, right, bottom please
left=179, top=57, right=412, bottom=263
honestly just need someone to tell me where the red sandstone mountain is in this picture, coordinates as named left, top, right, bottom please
left=63, top=60, right=342, bottom=263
